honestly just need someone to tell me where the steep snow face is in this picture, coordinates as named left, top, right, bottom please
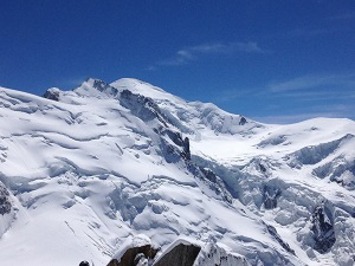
left=0, top=79, right=354, bottom=266
left=111, top=78, right=263, bottom=136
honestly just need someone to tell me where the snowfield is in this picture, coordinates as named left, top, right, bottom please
left=0, top=78, right=354, bottom=265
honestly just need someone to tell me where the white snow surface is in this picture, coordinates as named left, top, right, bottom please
left=0, top=78, right=354, bottom=266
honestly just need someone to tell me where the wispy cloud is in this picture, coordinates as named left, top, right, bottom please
left=216, top=88, right=259, bottom=103
left=254, top=103, right=355, bottom=124
left=274, top=90, right=355, bottom=101
left=269, top=73, right=355, bottom=93
left=253, top=112, right=346, bottom=124
left=151, top=41, right=264, bottom=68
left=215, top=72, right=355, bottom=124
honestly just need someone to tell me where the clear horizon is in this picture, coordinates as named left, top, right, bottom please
left=0, top=0, right=354, bottom=123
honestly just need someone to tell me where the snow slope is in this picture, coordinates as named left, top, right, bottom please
left=0, top=78, right=354, bottom=265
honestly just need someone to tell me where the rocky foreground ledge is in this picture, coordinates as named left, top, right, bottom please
left=104, top=235, right=248, bottom=266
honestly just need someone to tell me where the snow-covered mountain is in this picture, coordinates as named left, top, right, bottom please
left=0, top=78, right=354, bottom=266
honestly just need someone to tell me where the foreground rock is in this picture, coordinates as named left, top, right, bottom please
left=107, top=244, right=158, bottom=266
left=107, top=238, right=202, bottom=266
left=153, top=241, right=201, bottom=266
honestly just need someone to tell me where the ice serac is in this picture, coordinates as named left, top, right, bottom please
left=0, top=78, right=354, bottom=266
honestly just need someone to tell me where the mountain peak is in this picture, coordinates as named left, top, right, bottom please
left=110, top=78, right=178, bottom=101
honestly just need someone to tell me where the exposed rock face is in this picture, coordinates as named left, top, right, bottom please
left=239, top=116, right=247, bottom=125
left=183, top=137, right=191, bottom=160
left=263, top=185, right=281, bottom=209
left=0, top=185, right=11, bottom=215
left=163, top=129, right=191, bottom=161
left=43, top=88, right=60, bottom=101
left=153, top=243, right=201, bottom=266
left=107, top=244, right=158, bottom=266
left=90, top=79, right=115, bottom=94
left=311, top=206, right=336, bottom=254
left=120, top=89, right=165, bottom=124
left=200, top=167, right=217, bottom=183
left=266, top=224, right=295, bottom=255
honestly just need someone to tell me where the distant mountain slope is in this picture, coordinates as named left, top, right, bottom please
left=0, top=79, right=354, bottom=266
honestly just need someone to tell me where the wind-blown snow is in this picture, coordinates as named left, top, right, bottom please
left=0, top=79, right=354, bottom=266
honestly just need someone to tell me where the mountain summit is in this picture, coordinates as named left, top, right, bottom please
left=0, top=78, right=354, bottom=266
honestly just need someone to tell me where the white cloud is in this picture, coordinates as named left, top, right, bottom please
left=254, top=112, right=350, bottom=124
left=187, top=42, right=263, bottom=54
left=269, top=73, right=355, bottom=93
left=154, top=41, right=264, bottom=67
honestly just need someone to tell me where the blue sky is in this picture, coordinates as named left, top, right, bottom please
left=0, top=0, right=354, bottom=123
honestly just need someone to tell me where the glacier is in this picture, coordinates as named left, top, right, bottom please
left=0, top=78, right=354, bottom=265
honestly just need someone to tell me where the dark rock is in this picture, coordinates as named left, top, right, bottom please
left=311, top=206, right=336, bottom=254
left=0, top=185, right=11, bottom=215
left=120, top=90, right=164, bottom=123
left=259, top=163, right=267, bottom=173
left=79, top=261, right=90, bottom=266
left=91, top=79, right=110, bottom=92
left=239, top=116, right=247, bottom=125
left=200, top=167, right=217, bottom=183
left=266, top=224, right=295, bottom=255
left=165, top=130, right=182, bottom=144
left=183, top=137, right=191, bottom=160
left=153, top=242, right=201, bottom=266
left=107, top=244, right=158, bottom=266
left=43, top=88, right=60, bottom=101
left=161, top=130, right=191, bottom=163
left=263, top=185, right=281, bottom=210
left=161, top=141, right=182, bottom=164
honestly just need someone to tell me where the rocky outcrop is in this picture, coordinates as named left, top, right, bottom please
left=0, top=185, right=11, bottom=215
left=90, top=79, right=114, bottom=94
left=266, top=224, right=295, bottom=255
left=239, top=116, right=247, bottom=125
left=120, top=89, right=161, bottom=123
left=153, top=242, right=201, bottom=266
left=163, top=129, right=191, bottom=161
left=311, top=206, right=336, bottom=254
left=107, top=240, right=201, bottom=266
left=263, top=185, right=281, bottom=210
left=107, top=244, right=158, bottom=266
left=200, top=167, right=217, bottom=183
left=43, top=88, right=60, bottom=101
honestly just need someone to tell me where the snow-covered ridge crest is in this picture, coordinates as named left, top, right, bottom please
left=71, top=77, right=258, bottom=136
left=0, top=78, right=354, bottom=266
